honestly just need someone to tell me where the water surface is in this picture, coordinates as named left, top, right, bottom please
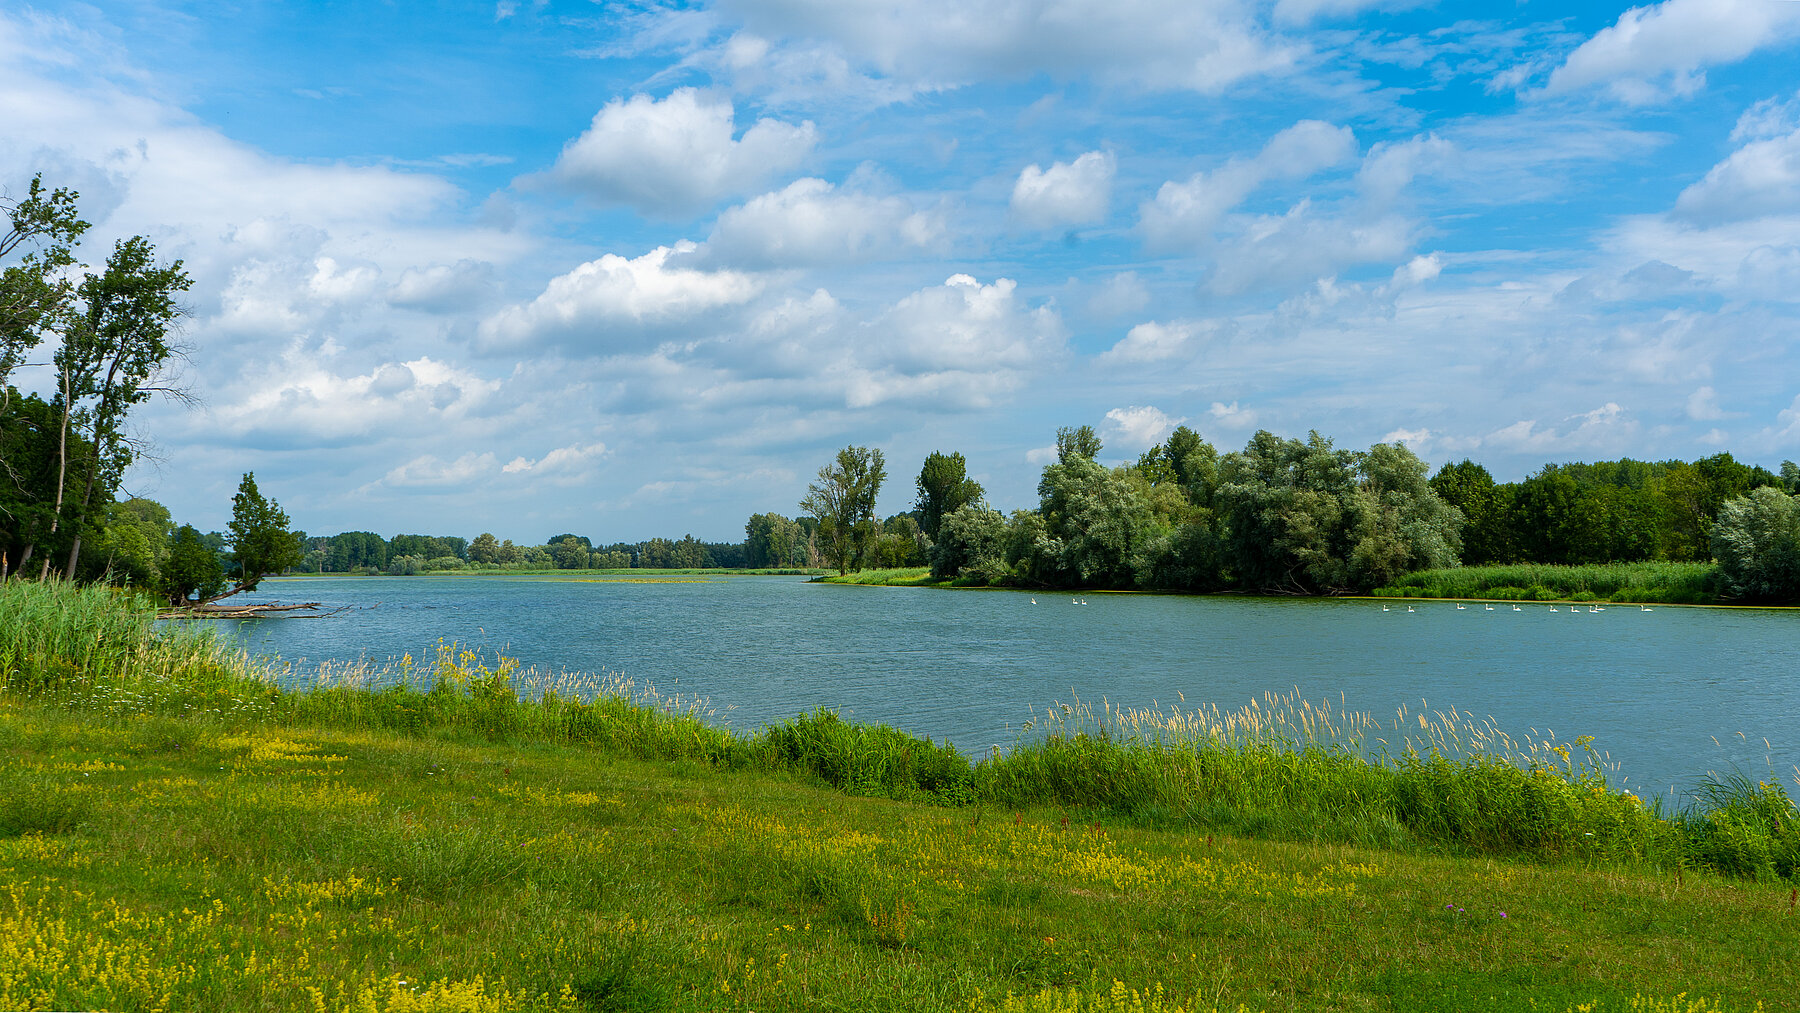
left=239, top=574, right=1799, bottom=797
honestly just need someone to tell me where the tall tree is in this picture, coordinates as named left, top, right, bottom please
left=914, top=451, right=984, bottom=540
left=801, top=445, right=886, bottom=574
left=1055, top=425, right=1103, bottom=464
left=224, top=472, right=302, bottom=595
left=52, top=236, right=192, bottom=578
left=2, top=174, right=88, bottom=400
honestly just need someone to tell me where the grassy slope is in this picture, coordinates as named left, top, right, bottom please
left=3, top=704, right=1795, bottom=1013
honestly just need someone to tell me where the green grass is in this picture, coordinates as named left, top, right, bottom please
left=1373, top=562, right=1720, bottom=605
left=2, top=577, right=1798, bottom=1011
left=816, top=566, right=943, bottom=586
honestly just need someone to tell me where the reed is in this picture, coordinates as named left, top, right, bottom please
left=1374, top=561, right=1718, bottom=603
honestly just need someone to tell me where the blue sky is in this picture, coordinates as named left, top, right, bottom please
left=4, top=0, right=1799, bottom=542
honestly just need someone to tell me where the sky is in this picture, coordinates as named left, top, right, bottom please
left=3, top=0, right=1799, bottom=544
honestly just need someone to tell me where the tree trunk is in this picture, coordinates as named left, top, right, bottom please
left=62, top=463, right=98, bottom=580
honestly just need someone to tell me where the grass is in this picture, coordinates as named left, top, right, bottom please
left=816, top=566, right=944, bottom=586
left=1372, top=562, right=1720, bottom=605
left=2, top=578, right=1798, bottom=1010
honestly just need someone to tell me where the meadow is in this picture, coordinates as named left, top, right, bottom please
left=2, top=580, right=1796, bottom=1012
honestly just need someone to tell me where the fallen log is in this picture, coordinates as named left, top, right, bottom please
left=159, top=600, right=352, bottom=620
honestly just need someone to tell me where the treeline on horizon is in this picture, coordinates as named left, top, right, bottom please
left=767, top=424, right=1800, bottom=602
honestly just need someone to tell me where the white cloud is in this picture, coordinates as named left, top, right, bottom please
left=478, top=242, right=762, bottom=352
left=544, top=88, right=817, bottom=216
left=1208, top=401, right=1257, bottom=430
left=1356, top=134, right=1454, bottom=206
left=1686, top=385, right=1725, bottom=421
left=705, top=177, right=944, bottom=267
left=1382, top=426, right=1432, bottom=448
left=1541, top=0, right=1800, bottom=105
left=1087, top=272, right=1150, bottom=317
left=711, top=0, right=1299, bottom=95
left=1010, top=150, right=1115, bottom=230
left=502, top=442, right=609, bottom=485
left=850, top=274, right=1064, bottom=406
left=1673, top=126, right=1800, bottom=223
left=381, top=452, right=498, bottom=488
left=1100, top=319, right=1211, bottom=364
left=1273, top=0, right=1427, bottom=24
left=1207, top=200, right=1416, bottom=295
left=1140, top=120, right=1356, bottom=250
left=206, top=352, right=504, bottom=447
left=1731, top=90, right=1800, bottom=142
left=1104, top=405, right=1185, bottom=450
left=388, top=260, right=498, bottom=312
left=1483, top=403, right=1635, bottom=454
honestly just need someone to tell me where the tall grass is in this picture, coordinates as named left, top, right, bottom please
left=1374, top=561, right=1718, bottom=604
left=3, top=578, right=1794, bottom=883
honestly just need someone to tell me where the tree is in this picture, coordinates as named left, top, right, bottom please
left=915, top=451, right=984, bottom=540
left=2, top=174, right=88, bottom=397
left=468, top=532, right=500, bottom=564
left=551, top=536, right=591, bottom=569
left=800, top=445, right=886, bottom=574
left=1055, top=425, right=1103, bottom=464
left=225, top=472, right=302, bottom=594
left=745, top=512, right=798, bottom=568
left=50, top=236, right=192, bottom=578
left=1710, top=487, right=1800, bottom=601
left=929, top=505, right=1008, bottom=581
left=158, top=524, right=225, bottom=606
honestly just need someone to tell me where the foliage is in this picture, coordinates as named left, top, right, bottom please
left=1709, top=486, right=1800, bottom=602
left=159, top=523, right=227, bottom=605
left=916, top=451, right=985, bottom=540
left=801, top=445, right=887, bottom=575
left=931, top=506, right=1010, bottom=581
left=226, top=472, right=303, bottom=592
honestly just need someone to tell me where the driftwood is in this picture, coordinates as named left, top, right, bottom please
left=159, top=600, right=353, bottom=620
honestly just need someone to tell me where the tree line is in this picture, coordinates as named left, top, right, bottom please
left=782, top=426, right=1800, bottom=601
left=298, top=530, right=752, bottom=574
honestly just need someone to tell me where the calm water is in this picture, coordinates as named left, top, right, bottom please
left=235, top=574, right=1799, bottom=797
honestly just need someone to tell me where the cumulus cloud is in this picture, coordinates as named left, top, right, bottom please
left=381, top=452, right=498, bottom=488
left=388, top=260, right=499, bottom=312
left=1010, top=150, right=1115, bottom=229
left=1381, top=426, right=1433, bottom=448
left=704, top=177, right=945, bottom=267
left=1100, top=319, right=1212, bottom=364
left=1483, top=403, right=1636, bottom=454
left=543, top=88, right=817, bottom=216
left=1672, top=126, right=1800, bottom=223
left=851, top=274, right=1064, bottom=405
left=502, top=442, right=609, bottom=484
left=1541, top=0, right=1800, bottom=105
left=207, top=353, right=504, bottom=447
left=478, top=242, right=762, bottom=352
left=1208, top=401, right=1258, bottom=430
left=1206, top=200, right=1416, bottom=295
left=1104, top=405, right=1185, bottom=449
left=1686, top=385, right=1725, bottom=421
left=710, top=0, right=1299, bottom=95
left=1140, top=120, right=1356, bottom=250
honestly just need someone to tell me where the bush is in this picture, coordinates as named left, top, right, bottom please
left=1710, top=487, right=1800, bottom=601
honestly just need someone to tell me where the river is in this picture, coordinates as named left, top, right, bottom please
left=234, top=574, right=1798, bottom=799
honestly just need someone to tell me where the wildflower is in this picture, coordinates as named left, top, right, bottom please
left=1499, top=911, right=1508, bottom=918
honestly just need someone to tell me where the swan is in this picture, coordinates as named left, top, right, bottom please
left=1485, top=604, right=1494, bottom=611
left=1456, top=604, right=1466, bottom=610
left=1512, top=605, right=1522, bottom=611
